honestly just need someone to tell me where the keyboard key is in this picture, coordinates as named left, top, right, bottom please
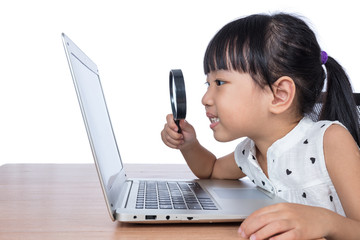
left=159, top=205, right=173, bottom=209
left=172, top=196, right=185, bottom=202
left=198, top=198, right=213, bottom=203
left=145, top=205, right=158, bottom=209
left=174, top=204, right=187, bottom=209
left=203, top=206, right=218, bottom=210
left=187, top=203, right=202, bottom=210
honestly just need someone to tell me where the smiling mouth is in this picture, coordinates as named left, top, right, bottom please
left=210, top=117, right=219, bottom=124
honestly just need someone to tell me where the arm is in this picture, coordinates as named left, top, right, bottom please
left=161, top=114, right=245, bottom=179
left=238, top=125, right=360, bottom=239
left=180, top=140, right=244, bottom=179
left=322, top=124, right=360, bottom=238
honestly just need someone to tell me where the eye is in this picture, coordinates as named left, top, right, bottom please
left=204, top=82, right=210, bottom=88
left=215, top=79, right=225, bottom=86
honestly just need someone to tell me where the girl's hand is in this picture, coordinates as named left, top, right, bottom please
left=161, top=114, right=197, bottom=150
left=238, top=203, right=330, bottom=240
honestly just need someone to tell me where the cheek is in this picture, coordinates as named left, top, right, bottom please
left=218, top=96, right=248, bottom=126
left=221, top=93, right=266, bottom=127
left=220, top=92, right=251, bottom=115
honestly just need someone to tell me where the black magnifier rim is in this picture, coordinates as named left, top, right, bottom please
left=169, top=69, right=186, bottom=120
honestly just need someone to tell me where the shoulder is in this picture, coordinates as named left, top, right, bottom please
left=323, top=124, right=359, bottom=185
left=323, top=123, right=360, bottom=218
left=323, top=123, right=358, bottom=167
left=323, top=123, right=357, bottom=155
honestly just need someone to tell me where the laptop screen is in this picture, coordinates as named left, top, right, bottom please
left=68, top=50, right=123, bottom=191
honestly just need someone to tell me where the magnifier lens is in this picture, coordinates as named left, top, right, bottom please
left=169, top=69, right=186, bottom=133
left=171, top=79, right=177, bottom=116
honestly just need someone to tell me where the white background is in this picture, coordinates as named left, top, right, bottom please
left=0, top=0, right=359, bottom=166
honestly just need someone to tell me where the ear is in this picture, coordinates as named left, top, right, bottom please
left=269, top=76, right=296, bottom=114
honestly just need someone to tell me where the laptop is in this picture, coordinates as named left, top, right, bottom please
left=61, top=33, right=285, bottom=223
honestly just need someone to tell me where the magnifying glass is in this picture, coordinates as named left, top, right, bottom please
left=169, top=69, right=186, bottom=133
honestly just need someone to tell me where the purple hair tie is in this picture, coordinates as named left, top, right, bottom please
left=321, top=51, right=328, bottom=65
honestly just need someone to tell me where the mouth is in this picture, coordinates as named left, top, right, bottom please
left=210, top=117, right=219, bottom=124
left=207, top=113, right=220, bottom=129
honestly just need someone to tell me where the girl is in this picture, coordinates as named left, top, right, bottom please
left=161, top=13, right=360, bottom=239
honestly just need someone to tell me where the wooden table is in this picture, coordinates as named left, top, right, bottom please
left=0, top=164, right=242, bottom=240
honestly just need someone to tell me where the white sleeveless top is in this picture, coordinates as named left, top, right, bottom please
left=234, top=117, right=345, bottom=216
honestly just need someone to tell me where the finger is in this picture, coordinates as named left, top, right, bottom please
left=164, top=140, right=181, bottom=149
left=268, top=229, right=299, bottom=240
left=161, top=132, right=180, bottom=149
left=164, top=134, right=183, bottom=148
left=179, top=119, right=192, bottom=133
left=268, top=230, right=326, bottom=240
left=240, top=204, right=287, bottom=238
left=164, top=123, right=183, bottom=141
left=250, top=219, right=294, bottom=240
left=166, top=114, right=179, bottom=131
left=161, top=127, right=183, bottom=148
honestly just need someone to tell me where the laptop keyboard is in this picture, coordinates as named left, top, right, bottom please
left=135, top=181, right=218, bottom=210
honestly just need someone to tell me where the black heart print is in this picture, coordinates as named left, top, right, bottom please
left=303, top=139, right=308, bottom=144
left=302, top=192, right=307, bottom=198
left=310, top=157, right=316, bottom=164
left=286, top=169, right=292, bottom=175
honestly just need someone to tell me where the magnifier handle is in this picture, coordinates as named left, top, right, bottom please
left=174, top=119, right=181, bottom=133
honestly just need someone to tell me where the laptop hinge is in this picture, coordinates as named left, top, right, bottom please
left=115, top=179, right=133, bottom=209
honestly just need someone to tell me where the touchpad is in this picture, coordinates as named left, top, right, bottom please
left=213, top=188, right=269, bottom=200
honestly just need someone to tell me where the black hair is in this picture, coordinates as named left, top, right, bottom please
left=204, top=13, right=360, bottom=145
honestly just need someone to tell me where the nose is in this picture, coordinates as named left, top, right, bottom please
left=201, top=87, right=214, bottom=107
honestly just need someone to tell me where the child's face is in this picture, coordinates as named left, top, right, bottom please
left=202, top=70, right=270, bottom=142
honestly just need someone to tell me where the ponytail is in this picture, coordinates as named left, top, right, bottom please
left=320, top=56, right=360, bottom=145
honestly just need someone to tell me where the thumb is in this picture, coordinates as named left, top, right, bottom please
left=179, top=119, right=193, bottom=132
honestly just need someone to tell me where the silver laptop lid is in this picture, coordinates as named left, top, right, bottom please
left=62, top=33, right=126, bottom=220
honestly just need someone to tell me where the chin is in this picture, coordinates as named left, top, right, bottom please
left=213, top=133, right=235, bottom=143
